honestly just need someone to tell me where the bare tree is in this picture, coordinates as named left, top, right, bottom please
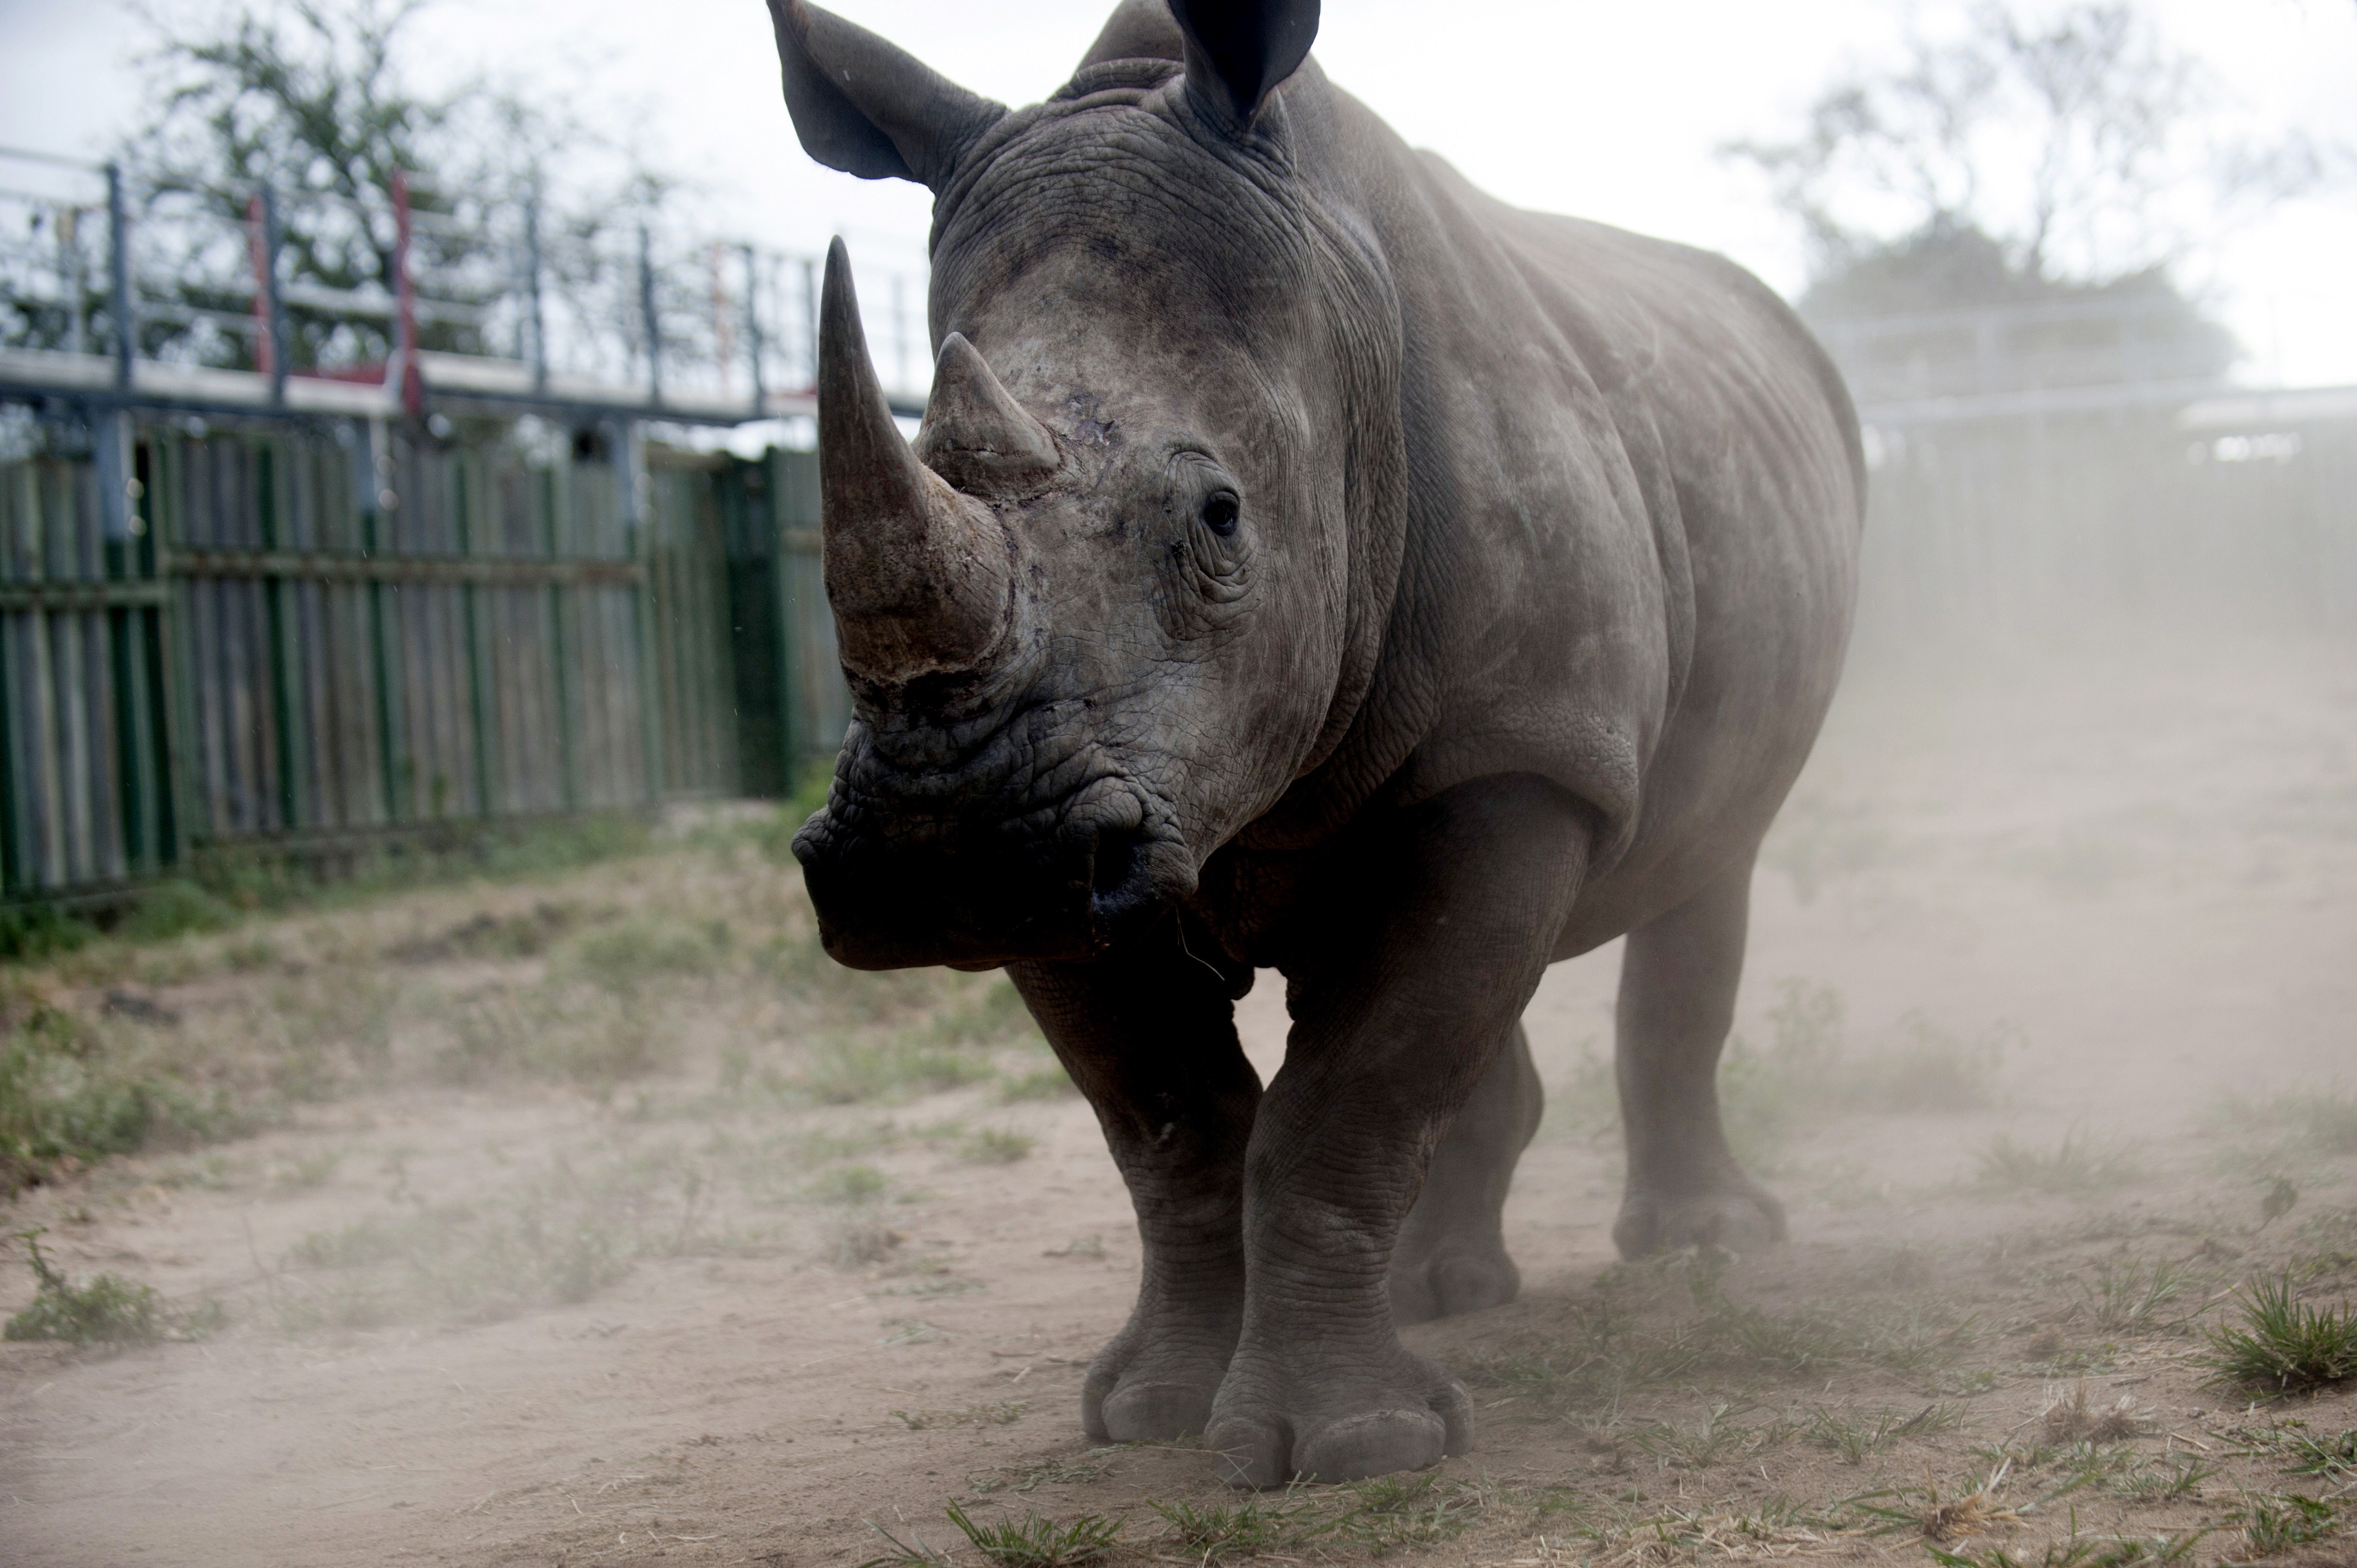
left=1723, top=1, right=2323, bottom=290
left=117, top=0, right=678, bottom=374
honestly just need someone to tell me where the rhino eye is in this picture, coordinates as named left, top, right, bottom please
left=1201, top=492, right=1239, bottom=537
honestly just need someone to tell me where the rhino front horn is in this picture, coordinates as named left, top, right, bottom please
left=818, top=238, right=1014, bottom=683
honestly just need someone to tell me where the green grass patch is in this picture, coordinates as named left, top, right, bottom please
left=117, top=881, right=240, bottom=943
left=2233, top=1490, right=2339, bottom=1559
left=890, top=1399, right=1026, bottom=1430
left=3, top=1227, right=213, bottom=1345
left=997, top=1063, right=1078, bottom=1103
left=0, top=1004, right=250, bottom=1195
left=556, top=913, right=731, bottom=996
left=961, top=1127, right=1034, bottom=1164
left=2202, top=1274, right=2357, bottom=1392
left=932, top=1501, right=1123, bottom=1568
left=1803, top=1402, right=1963, bottom=1463
left=803, top=1033, right=996, bottom=1104
left=0, top=900, right=96, bottom=962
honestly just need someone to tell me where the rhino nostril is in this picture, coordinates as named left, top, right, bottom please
left=1089, top=828, right=1145, bottom=902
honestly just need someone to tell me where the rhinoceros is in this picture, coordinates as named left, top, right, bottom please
left=767, top=0, right=1862, bottom=1486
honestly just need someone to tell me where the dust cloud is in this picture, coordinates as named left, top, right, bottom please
left=2, top=456, right=2354, bottom=1565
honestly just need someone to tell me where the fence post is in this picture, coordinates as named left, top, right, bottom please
left=392, top=170, right=420, bottom=418
left=58, top=206, right=87, bottom=357
left=617, top=417, right=664, bottom=805
left=359, top=417, right=407, bottom=822
left=524, top=193, right=547, bottom=394
left=256, top=437, right=301, bottom=830
left=105, top=162, right=133, bottom=389
left=261, top=185, right=288, bottom=405
left=638, top=226, right=661, bottom=407
left=743, top=243, right=765, bottom=419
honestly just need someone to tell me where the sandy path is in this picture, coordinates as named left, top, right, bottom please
left=3, top=631, right=2354, bottom=1567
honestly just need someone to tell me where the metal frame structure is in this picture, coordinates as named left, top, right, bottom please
left=0, top=147, right=896, bottom=906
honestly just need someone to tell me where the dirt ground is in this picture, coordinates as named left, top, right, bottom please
left=3, top=628, right=2354, bottom=1567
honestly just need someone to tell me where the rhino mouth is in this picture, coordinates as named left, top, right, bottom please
left=790, top=767, right=1192, bottom=971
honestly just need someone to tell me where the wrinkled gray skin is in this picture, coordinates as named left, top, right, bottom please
left=771, top=0, right=1862, bottom=1487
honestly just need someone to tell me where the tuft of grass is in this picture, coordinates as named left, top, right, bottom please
left=2038, top=1382, right=2152, bottom=1444
left=811, top=1163, right=888, bottom=1204
left=277, top=1197, right=629, bottom=1330
left=1632, top=1402, right=1791, bottom=1469
left=0, top=1004, right=249, bottom=1196
left=892, top=1400, right=1027, bottom=1430
left=2083, top=1258, right=2190, bottom=1332
left=556, top=913, right=730, bottom=996
left=941, top=1501, right=1124, bottom=1568
left=961, top=1128, right=1034, bottom=1165
left=117, top=881, right=241, bottom=943
left=2233, top=1490, right=2339, bottom=1558
left=1149, top=1495, right=1328, bottom=1559
left=5, top=1228, right=174, bottom=1345
left=830, top=1214, right=904, bottom=1269
left=1333, top=1474, right=1485, bottom=1549
left=970, top=1453, right=1117, bottom=1495
left=996, top=1065, right=1078, bottom=1103
left=1715, top=983, right=2010, bottom=1157
left=2214, top=1084, right=2357, bottom=1160
left=1973, top=1129, right=2142, bottom=1195
left=2201, top=1274, right=2357, bottom=1392
left=2111, top=1455, right=2216, bottom=1502
left=1804, top=1402, right=1963, bottom=1464
left=803, top=1034, right=995, bottom=1105
left=0, top=900, right=96, bottom=962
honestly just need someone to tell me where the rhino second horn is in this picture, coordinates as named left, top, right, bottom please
left=915, top=333, right=1060, bottom=494
left=818, top=238, right=1014, bottom=683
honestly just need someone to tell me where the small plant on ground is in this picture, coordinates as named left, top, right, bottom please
left=1149, top=1495, right=1329, bottom=1559
left=960, top=1128, right=1034, bottom=1164
left=1974, top=1129, right=2142, bottom=1195
left=1805, top=1402, right=1961, bottom=1463
left=1334, top=1473, right=1486, bottom=1550
left=2233, top=1491, right=2339, bottom=1558
left=996, top=1065, right=1077, bottom=1103
left=5, top=1228, right=170, bottom=1345
left=891, top=1400, right=1027, bottom=1430
left=2039, top=1382, right=2152, bottom=1444
left=2084, top=1258, right=2189, bottom=1332
left=940, top=1501, right=1124, bottom=1568
left=2201, top=1273, right=2357, bottom=1391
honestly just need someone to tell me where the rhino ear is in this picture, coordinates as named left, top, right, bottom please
left=1167, top=0, right=1320, bottom=125
left=765, top=0, right=1008, bottom=189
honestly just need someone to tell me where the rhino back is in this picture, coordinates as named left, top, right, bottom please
left=1294, top=86, right=1863, bottom=944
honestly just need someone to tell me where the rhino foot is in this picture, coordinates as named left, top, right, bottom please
left=1612, top=1180, right=1787, bottom=1260
left=1389, top=1246, right=1521, bottom=1326
left=1204, top=1347, right=1472, bottom=1488
left=1081, top=1332, right=1233, bottom=1443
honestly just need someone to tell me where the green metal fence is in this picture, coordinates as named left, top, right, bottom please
left=0, top=407, right=840, bottom=903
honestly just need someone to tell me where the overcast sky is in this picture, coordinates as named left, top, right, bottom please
left=3, top=0, right=2353, bottom=386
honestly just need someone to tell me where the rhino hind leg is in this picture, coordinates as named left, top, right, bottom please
left=1388, top=1021, right=1542, bottom=1324
left=1610, top=855, right=1787, bottom=1260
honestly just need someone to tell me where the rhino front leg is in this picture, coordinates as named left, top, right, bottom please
left=1387, top=1021, right=1541, bottom=1324
left=1009, top=928, right=1260, bottom=1444
left=1609, top=855, right=1787, bottom=1259
left=1206, top=775, right=1589, bottom=1487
